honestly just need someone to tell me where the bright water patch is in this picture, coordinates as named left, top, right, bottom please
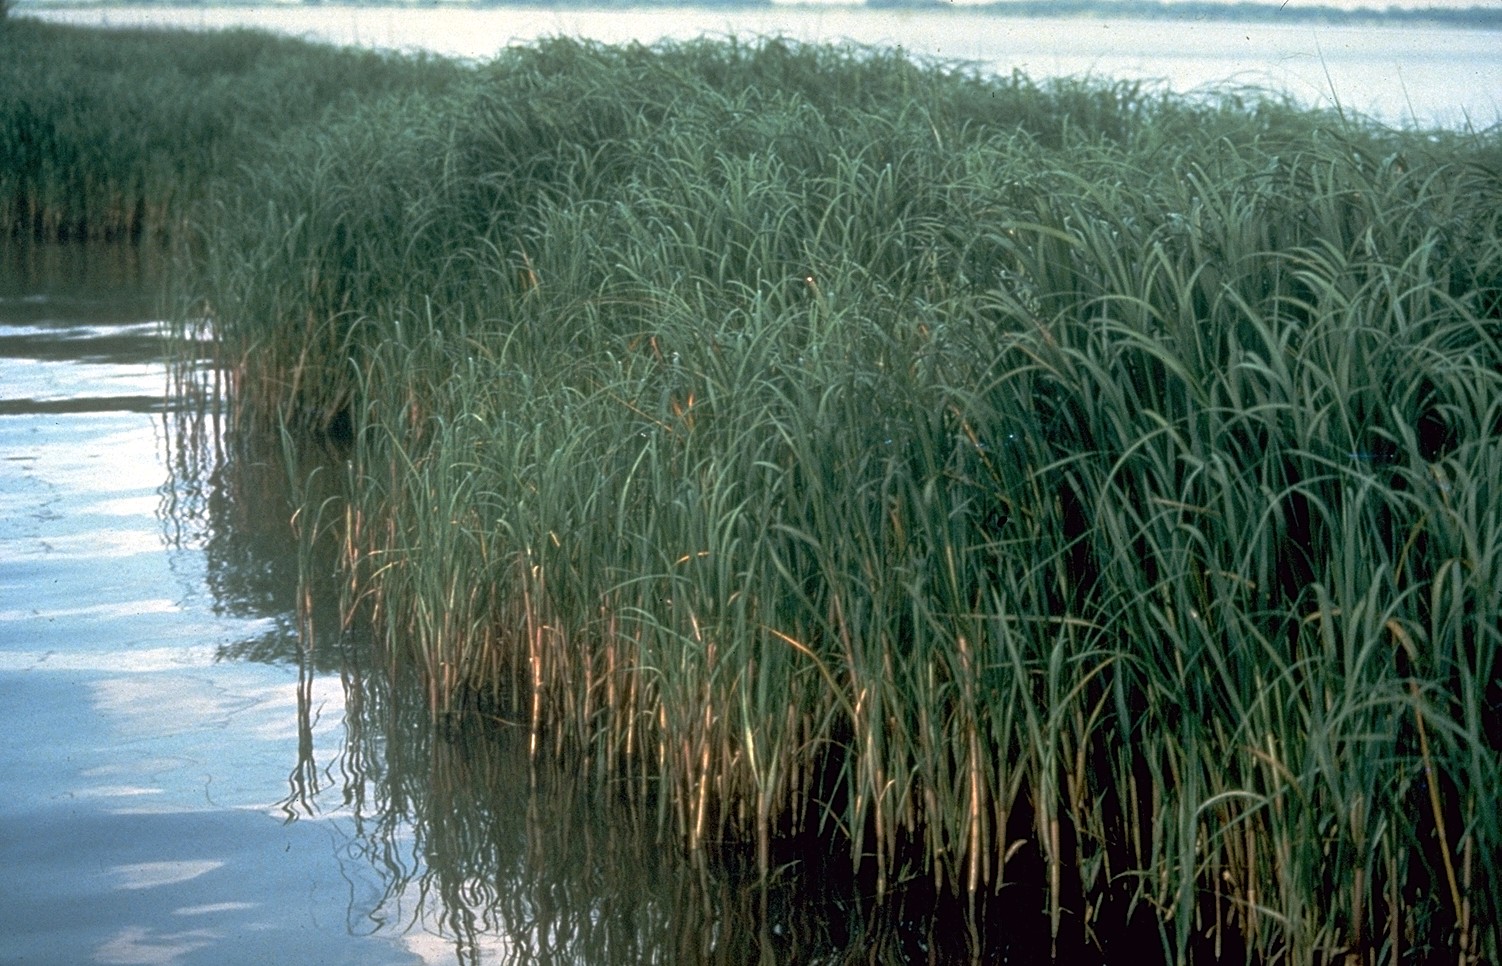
left=0, top=245, right=420, bottom=965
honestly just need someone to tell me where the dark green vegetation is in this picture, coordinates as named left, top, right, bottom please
left=13, top=20, right=1502, bottom=962
left=0, top=19, right=463, bottom=240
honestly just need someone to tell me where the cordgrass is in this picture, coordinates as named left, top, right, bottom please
left=195, top=35, right=1500, bottom=962
left=19, top=22, right=1502, bottom=961
left=0, top=18, right=463, bottom=241
left=183, top=36, right=1502, bottom=960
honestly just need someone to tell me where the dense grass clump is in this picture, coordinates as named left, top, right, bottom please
left=18, top=23, right=1487, bottom=960
left=188, top=34, right=1502, bottom=962
left=0, top=19, right=463, bottom=240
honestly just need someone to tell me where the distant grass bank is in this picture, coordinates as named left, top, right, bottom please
left=0, top=19, right=463, bottom=240
left=11, top=20, right=1502, bottom=962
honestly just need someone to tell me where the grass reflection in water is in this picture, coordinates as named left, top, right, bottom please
left=164, top=422, right=992, bottom=964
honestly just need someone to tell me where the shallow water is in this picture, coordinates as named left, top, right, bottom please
left=0, top=243, right=420, bottom=964
left=26, top=3, right=1502, bottom=127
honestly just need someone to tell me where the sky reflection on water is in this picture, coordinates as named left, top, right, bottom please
left=0, top=244, right=417, bottom=965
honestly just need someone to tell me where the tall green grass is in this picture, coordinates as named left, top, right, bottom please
left=0, top=19, right=463, bottom=241
left=180, top=33, right=1502, bottom=962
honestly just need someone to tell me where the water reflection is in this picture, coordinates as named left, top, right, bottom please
left=309, top=675, right=1013, bottom=965
left=2, top=242, right=403, bottom=966
left=161, top=356, right=298, bottom=631
left=157, top=320, right=1026, bottom=963
left=162, top=431, right=307, bottom=664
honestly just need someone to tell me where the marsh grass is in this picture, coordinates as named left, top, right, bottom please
left=0, top=19, right=463, bottom=241
left=170, top=33, right=1502, bottom=962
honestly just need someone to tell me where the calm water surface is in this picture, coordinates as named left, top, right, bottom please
left=29, top=3, right=1502, bottom=127
left=0, top=243, right=413, bottom=964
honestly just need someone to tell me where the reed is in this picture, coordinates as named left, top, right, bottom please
left=177, top=33, right=1502, bottom=962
